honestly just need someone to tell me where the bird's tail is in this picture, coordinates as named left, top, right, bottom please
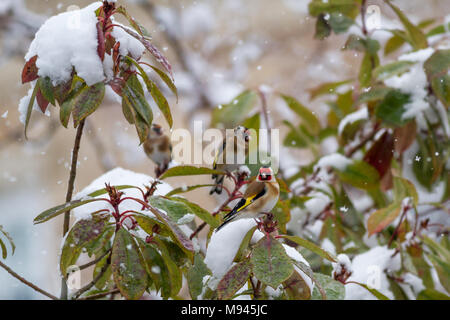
left=210, top=174, right=224, bottom=195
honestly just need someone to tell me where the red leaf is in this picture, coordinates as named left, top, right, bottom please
left=109, top=77, right=125, bottom=96
left=363, top=131, right=394, bottom=178
left=96, top=22, right=105, bottom=61
left=36, top=87, right=49, bottom=113
left=22, top=55, right=39, bottom=84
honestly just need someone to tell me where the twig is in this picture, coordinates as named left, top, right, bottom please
left=60, top=118, right=86, bottom=300
left=73, top=252, right=111, bottom=299
left=0, top=260, right=58, bottom=300
left=361, top=0, right=368, bottom=36
left=78, top=249, right=111, bottom=271
left=77, top=288, right=120, bottom=300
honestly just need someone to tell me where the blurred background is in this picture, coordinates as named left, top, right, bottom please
left=0, top=0, right=448, bottom=299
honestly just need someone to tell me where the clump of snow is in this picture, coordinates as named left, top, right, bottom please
left=238, top=165, right=251, bottom=176
left=321, top=238, right=337, bottom=258
left=110, top=20, right=146, bottom=60
left=72, top=167, right=172, bottom=220
left=282, top=244, right=314, bottom=294
left=344, top=246, right=401, bottom=300
left=338, top=106, right=368, bottom=136
left=25, top=2, right=104, bottom=86
left=315, top=153, right=352, bottom=171
left=384, top=47, right=435, bottom=121
left=177, top=213, right=195, bottom=225
left=204, top=219, right=256, bottom=279
left=332, top=254, right=352, bottom=278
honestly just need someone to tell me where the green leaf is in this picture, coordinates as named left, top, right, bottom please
left=308, top=0, right=359, bottom=18
left=336, top=160, right=380, bottom=190
left=59, top=82, right=86, bottom=128
left=311, top=273, right=345, bottom=300
left=407, top=244, right=435, bottom=289
left=386, top=1, right=428, bottom=50
left=154, top=237, right=183, bottom=296
left=384, top=31, right=408, bottom=56
left=187, top=253, right=211, bottom=300
left=427, top=253, right=450, bottom=292
left=134, top=112, right=150, bottom=145
left=159, top=166, right=225, bottom=179
left=417, top=289, right=450, bottom=300
left=424, top=49, right=450, bottom=107
left=280, top=235, right=336, bottom=262
left=136, top=239, right=171, bottom=298
left=359, top=52, right=374, bottom=88
left=373, top=61, right=416, bottom=81
left=24, top=82, right=39, bottom=139
left=170, top=197, right=220, bottom=228
left=123, top=56, right=173, bottom=127
left=328, top=12, right=354, bottom=34
left=211, top=90, right=257, bottom=128
left=93, top=253, right=112, bottom=290
left=0, top=226, right=15, bottom=257
left=356, top=86, right=393, bottom=105
left=348, top=281, right=390, bottom=300
left=217, top=259, right=251, bottom=300
left=250, top=236, right=294, bottom=289
left=148, top=196, right=195, bottom=225
left=367, top=202, right=401, bottom=236
left=111, top=228, right=147, bottom=300
left=308, top=79, right=352, bottom=100
left=60, top=215, right=110, bottom=277
left=283, top=270, right=311, bottom=300
left=149, top=64, right=178, bottom=101
left=0, top=239, right=7, bottom=259
left=314, top=14, right=331, bottom=40
left=122, top=75, right=153, bottom=126
left=72, top=82, right=105, bottom=127
left=292, top=261, right=326, bottom=299
left=280, top=94, right=321, bottom=135
left=134, top=213, right=171, bottom=237
left=375, top=89, right=411, bottom=127
left=38, top=76, right=55, bottom=105
left=121, top=97, right=135, bottom=125
left=233, top=226, right=258, bottom=262
left=422, top=235, right=450, bottom=263
left=146, top=204, right=195, bottom=252
left=393, top=176, right=419, bottom=206
left=33, top=198, right=102, bottom=224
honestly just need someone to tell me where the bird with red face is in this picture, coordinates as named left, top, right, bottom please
left=216, top=166, right=279, bottom=231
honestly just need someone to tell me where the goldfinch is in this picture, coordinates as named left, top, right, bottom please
left=143, top=124, right=172, bottom=177
left=216, top=166, right=279, bottom=231
left=210, top=126, right=251, bottom=195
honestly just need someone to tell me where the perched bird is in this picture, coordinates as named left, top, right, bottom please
left=143, top=124, right=172, bottom=177
left=210, top=126, right=251, bottom=195
left=216, top=166, right=279, bottom=231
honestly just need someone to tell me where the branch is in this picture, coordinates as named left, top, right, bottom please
left=78, top=249, right=111, bottom=271
left=73, top=252, right=112, bottom=299
left=0, top=260, right=58, bottom=300
left=60, top=118, right=86, bottom=300
left=77, top=288, right=120, bottom=300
